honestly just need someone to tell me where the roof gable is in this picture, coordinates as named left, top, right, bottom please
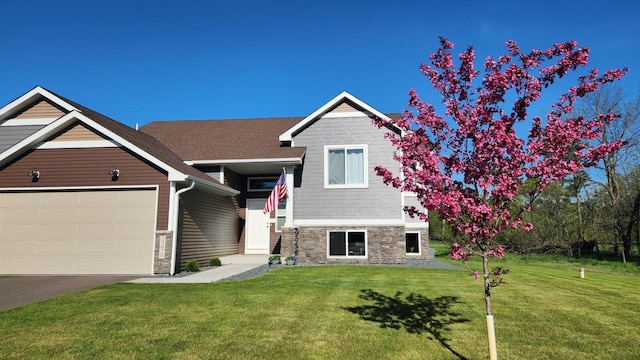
left=279, top=91, right=392, bottom=142
left=0, top=87, right=237, bottom=195
left=0, top=86, right=77, bottom=121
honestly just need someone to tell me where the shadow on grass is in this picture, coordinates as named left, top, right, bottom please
left=344, top=289, right=469, bottom=360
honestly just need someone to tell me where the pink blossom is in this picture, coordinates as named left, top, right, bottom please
left=449, top=243, right=468, bottom=260
left=472, top=270, right=480, bottom=280
left=488, top=247, right=505, bottom=258
left=371, top=38, right=626, bottom=290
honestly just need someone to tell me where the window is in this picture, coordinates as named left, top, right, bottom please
left=247, top=177, right=278, bottom=192
left=325, top=145, right=368, bottom=188
left=276, top=200, right=286, bottom=231
left=405, top=232, right=420, bottom=254
left=328, top=230, right=367, bottom=257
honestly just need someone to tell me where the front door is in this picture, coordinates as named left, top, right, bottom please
left=246, top=199, right=271, bottom=254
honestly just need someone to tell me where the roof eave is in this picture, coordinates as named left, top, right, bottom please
left=279, top=91, right=392, bottom=141
left=179, top=175, right=240, bottom=196
left=0, top=86, right=78, bottom=120
left=184, top=156, right=304, bottom=166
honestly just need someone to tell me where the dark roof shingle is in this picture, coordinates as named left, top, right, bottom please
left=140, top=117, right=306, bottom=161
left=49, top=91, right=231, bottom=188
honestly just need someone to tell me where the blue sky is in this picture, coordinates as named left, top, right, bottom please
left=1, top=0, right=638, bottom=128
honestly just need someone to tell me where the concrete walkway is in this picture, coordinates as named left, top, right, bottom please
left=128, top=254, right=270, bottom=284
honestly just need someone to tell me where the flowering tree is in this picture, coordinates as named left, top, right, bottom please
left=372, top=38, right=627, bottom=359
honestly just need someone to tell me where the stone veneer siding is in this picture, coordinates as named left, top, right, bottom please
left=281, top=226, right=430, bottom=265
left=154, top=231, right=173, bottom=274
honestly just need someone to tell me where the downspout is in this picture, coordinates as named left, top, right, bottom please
left=170, top=179, right=196, bottom=275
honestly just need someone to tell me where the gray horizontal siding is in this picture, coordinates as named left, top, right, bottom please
left=403, top=195, right=428, bottom=224
left=291, top=114, right=402, bottom=220
left=0, top=125, right=45, bottom=153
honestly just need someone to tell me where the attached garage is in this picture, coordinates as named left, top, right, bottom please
left=0, top=188, right=157, bottom=275
left=0, top=86, right=241, bottom=275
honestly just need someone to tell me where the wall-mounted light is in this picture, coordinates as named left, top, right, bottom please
left=28, top=169, right=40, bottom=182
left=109, top=168, right=120, bottom=181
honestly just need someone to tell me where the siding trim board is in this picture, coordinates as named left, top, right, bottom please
left=1, top=118, right=58, bottom=126
left=0, top=185, right=158, bottom=192
left=295, top=219, right=408, bottom=226
left=321, top=111, right=368, bottom=119
left=35, top=140, right=119, bottom=149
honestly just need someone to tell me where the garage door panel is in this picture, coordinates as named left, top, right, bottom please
left=44, top=192, right=81, bottom=205
left=37, top=239, right=76, bottom=254
left=117, top=190, right=152, bottom=203
left=79, top=192, right=117, bottom=205
left=3, top=240, right=36, bottom=254
left=1, top=207, right=39, bottom=222
left=115, top=239, right=149, bottom=254
left=1, top=224, right=37, bottom=238
left=33, top=257, right=74, bottom=273
left=79, top=207, right=118, bottom=222
left=76, top=239, right=115, bottom=254
left=116, top=222, right=152, bottom=237
left=37, top=223, right=78, bottom=238
left=77, top=223, right=118, bottom=238
left=1, top=192, right=40, bottom=206
left=0, top=190, right=156, bottom=275
left=75, top=257, right=113, bottom=273
left=39, top=207, right=79, bottom=222
left=117, top=209, right=155, bottom=223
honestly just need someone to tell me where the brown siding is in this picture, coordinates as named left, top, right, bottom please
left=50, top=123, right=107, bottom=142
left=14, top=99, right=66, bottom=119
left=176, top=187, right=240, bottom=269
left=0, top=147, right=171, bottom=230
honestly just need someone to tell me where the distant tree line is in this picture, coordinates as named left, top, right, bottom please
left=430, top=84, right=640, bottom=262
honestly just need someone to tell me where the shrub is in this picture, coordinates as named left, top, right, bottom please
left=209, top=257, right=222, bottom=267
left=184, top=260, right=200, bottom=272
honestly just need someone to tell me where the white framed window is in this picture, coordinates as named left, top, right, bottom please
left=247, top=177, right=279, bottom=192
left=275, top=200, right=286, bottom=232
left=327, top=230, right=367, bottom=257
left=324, top=145, right=368, bottom=188
left=405, top=232, right=420, bottom=255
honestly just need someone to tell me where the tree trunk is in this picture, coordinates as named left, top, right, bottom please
left=576, top=192, right=584, bottom=258
left=627, top=192, right=640, bottom=260
left=483, top=253, right=498, bottom=360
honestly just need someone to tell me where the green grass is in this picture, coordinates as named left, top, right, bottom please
left=1, top=257, right=639, bottom=359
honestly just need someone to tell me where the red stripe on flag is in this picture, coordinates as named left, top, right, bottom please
left=263, top=169, right=287, bottom=214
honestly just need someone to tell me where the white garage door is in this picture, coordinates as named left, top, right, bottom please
left=0, top=189, right=157, bottom=275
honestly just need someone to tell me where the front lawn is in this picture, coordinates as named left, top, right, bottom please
left=1, top=259, right=639, bottom=359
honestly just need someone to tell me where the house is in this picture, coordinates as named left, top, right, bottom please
left=0, top=87, right=429, bottom=275
left=141, top=91, right=429, bottom=265
left=0, top=86, right=239, bottom=275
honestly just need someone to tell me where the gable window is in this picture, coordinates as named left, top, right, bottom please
left=405, top=232, right=420, bottom=255
left=328, top=230, right=367, bottom=257
left=325, top=145, right=368, bottom=188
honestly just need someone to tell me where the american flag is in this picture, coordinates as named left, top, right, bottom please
left=263, top=169, right=287, bottom=214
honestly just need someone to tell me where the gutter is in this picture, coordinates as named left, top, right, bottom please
left=169, top=179, right=196, bottom=275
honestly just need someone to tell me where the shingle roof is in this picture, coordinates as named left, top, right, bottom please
left=48, top=91, right=232, bottom=189
left=140, top=117, right=306, bottom=161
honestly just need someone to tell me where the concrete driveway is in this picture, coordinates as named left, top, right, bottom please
left=0, top=275, right=139, bottom=311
